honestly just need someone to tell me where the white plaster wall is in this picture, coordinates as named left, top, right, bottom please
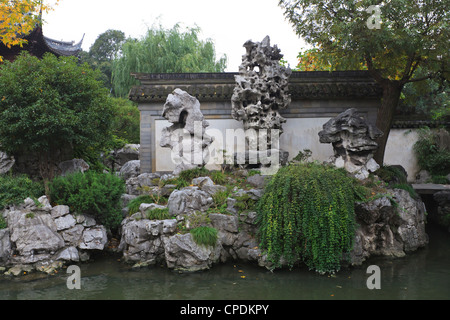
left=280, top=118, right=334, bottom=162
left=155, top=118, right=334, bottom=171
left=155, top=119, right=420, bottom=180
left=384, top=129, right=420, bottom=182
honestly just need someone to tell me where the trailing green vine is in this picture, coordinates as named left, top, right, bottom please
left=257, top=162, right=360, bottom=274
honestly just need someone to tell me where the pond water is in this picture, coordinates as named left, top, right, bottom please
left=1, top=223, right=449, bottom=301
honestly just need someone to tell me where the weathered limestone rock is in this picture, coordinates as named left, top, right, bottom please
left=231, top=36, right=291, bottom=171
left=125, top=172, right=162, bottom=195
left=160, top=89, right=214, bottom=175
left=415, top=170, right=431, bottom=183
left=58, top=159, right=90, bottom=177
left=350, top=188, right=428, bottom=265
left=0, top=229, right=11, bottom=263
left=319, top=108, right=383, bottom=179
left=118, top=217, right=166, bottom=265
left=60, top=224, right=84, bottom=246
left=54, top=214, right=76, bottom=231
left=191, top=176, right=227, bottom=196
left=119, top=160, right=141, bottom=181
left=51, top=205, right=70, bottom=219
left=246, top=174, right=267, bottom=189
left=139, top=203, right=167, bottom=214
left=1, top=197, right=110, bottom=273
left=163, top=233, right=222, bottom=272
left=8, top=210, right=65, bottom=256
left=167, top=187, right=213, bottom=216
left=79, top=226, right=108, bottom=250
left=104, top=144, right=140, bottom=172
left=232, top=36, right=291, bottom=137
left=0, top=150, right=15, bottom=174
left=55, top=246, right=79, bottom=262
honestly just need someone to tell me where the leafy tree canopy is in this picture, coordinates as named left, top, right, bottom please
left=112, top=23, right=227, bottom=97
left=80, top=29, right=126, bottom=94
left=0, top=52, right=115, bottom=188
left=89, top=29, right=126, bottom=63
left=279, top=0, right=449, bottom=163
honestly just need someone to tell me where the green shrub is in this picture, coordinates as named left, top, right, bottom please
left=187, top=211, right=211, bottom=229
left=190, top=226, right=218, bottom=248
left=208, top=190, right=230, bottom=214
left=234, top=193, right=257, bottom=213
left=257, top=162, right=358, bottom=274
left=0, top=216, right=7, bottom=229
left=145, top=207, right=172, bottom=220
left=209, top=170, right=227, bottom=185
left=392, top=183, right=419, bottom=199
left=248, top=169, right=261, bottom=177
left=431, top=175, right=449, bottom=184
left=178, top=167, right=209, bottom=182
left=127, top=195, right=155, bottom=215
left=414, top=127, right=450, bottom=176
left=49, top=171, right=125, bottom=232
left=0, top=174, right=44, bottom=210
left=375, top=165, right=408, bottom=185
left=110, top=97, right=140, bottom=144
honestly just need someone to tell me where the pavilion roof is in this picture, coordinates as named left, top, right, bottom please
left=0, top=25, right=83, bottom=61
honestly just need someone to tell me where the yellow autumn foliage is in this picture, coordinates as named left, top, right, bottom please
left=0, top=0, right=59, bottom=60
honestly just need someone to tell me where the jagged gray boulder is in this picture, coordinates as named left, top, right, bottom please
left=8, top=210, right=65, bottom=258
left=104, top=144, right=140, bottom=171
left=0, top=229, right=11, bottom=263
left=78, top=226, right=108, bottom=250
left=163, top=233, right=222, bottom=272
left=58, top=159, right=90, bottom=177
left=231, top=36, right=291, bottom=170
left=319, top=108, right=383, bottom=179
left=119, top=216, right=174, bottom=265
left=0, top=196, right=109, bottom=273
left=231, top=36, right=291, bottom=138
left=0, top=150, right=15, bottom=175
left=167, top=187, right=213, bottom=216
left=119, top=160, right=141, bottom=181
left=350, top=188, right=428, bottom=265
left=160, top=89, right=214, bottom=175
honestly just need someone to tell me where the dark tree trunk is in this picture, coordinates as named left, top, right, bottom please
left=373, top=80, right=404, bottom=165
left=38, top=149, right=58, bottom=202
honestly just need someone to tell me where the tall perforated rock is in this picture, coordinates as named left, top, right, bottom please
left=231, top=36, right=291, bottom=172
left=160, top=89, right=214, bottom=175
left=231, top=36, right=291, bottom=143
left=319, top=108, right=383, bottom=179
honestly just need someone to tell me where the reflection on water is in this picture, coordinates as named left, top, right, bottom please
left=1, top=224, right=449, bottom=300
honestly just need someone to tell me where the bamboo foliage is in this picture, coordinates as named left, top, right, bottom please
left=112, top=24, right=227, bottom=97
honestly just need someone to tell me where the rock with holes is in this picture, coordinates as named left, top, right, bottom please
left=319, top=108, right=383, bottom=180
left=160, top=89, right=214, bottom=175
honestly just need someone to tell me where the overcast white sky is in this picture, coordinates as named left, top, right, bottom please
left=42, top=0, right=309, bottom=72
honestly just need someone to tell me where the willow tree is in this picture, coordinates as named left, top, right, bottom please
left=112, top=24, right=227, bottom=97
left=279, top=0, right=449, bottom=164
